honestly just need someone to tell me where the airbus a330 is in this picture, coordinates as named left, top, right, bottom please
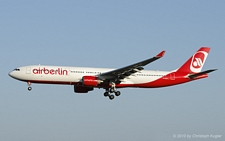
left=9, top=47, right=217, bottom=100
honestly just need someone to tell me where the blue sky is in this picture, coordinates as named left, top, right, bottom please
left=1, top=1, right=224, bottom=141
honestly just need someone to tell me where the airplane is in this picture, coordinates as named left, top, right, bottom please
left=9, top=47, right=217, bottom=100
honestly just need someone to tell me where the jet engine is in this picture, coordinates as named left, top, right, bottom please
left=74, top=85, right=94, bottom=93
left=82, top=76, right=102, bottom=87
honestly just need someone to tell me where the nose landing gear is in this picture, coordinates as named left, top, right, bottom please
left=27, top=82, right=32, bottom=91
left=28, top=87, right=32, bottom=91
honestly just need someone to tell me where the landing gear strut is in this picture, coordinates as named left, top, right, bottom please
left=103, top=83, right=121, bottom=100
left=27, top=81, right=32, bottom=91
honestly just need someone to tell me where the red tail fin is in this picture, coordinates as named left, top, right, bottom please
left=176, top=47, right=210, bottom=73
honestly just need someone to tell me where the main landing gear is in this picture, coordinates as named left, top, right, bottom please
left=103, top=83, right=121, bottom=100
left=27, top=81, right=32, bottom=91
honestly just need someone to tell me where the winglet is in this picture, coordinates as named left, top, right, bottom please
left=156, top=51, right=166, bottom=58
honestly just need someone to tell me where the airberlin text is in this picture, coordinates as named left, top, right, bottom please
left=33, top=68, right=68, bottom=75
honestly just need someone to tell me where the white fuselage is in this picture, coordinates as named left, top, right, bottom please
left=9, top=65, right=171, bottom=86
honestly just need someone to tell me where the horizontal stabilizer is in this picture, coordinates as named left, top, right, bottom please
left=188, top=69, right=217, bottom=79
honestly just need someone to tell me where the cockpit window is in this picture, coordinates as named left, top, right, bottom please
left=14, top=68, right=20, bottom=71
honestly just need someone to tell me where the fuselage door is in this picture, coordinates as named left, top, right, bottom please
left=26, top=67, right=31, bottom=74
left=170, top=72, right=175, bottom=80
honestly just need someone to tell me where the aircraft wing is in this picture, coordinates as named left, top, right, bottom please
left=98, top=50, right=165, bottom=81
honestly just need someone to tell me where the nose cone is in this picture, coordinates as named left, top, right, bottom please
left=8, top=71, right=16, bottom=79
left=8, top=71, right=13, bottom=77
left=8, top=71, right=14, bottom=78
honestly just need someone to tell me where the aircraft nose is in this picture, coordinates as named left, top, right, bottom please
left=8, top=71, right=14, bottom=78
left=8, top=72, right=12, bottom=77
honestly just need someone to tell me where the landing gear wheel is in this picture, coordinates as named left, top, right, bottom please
left=109, top=95, right=114, bottom=100
left=28, top=87, right=32, bottom=91
left=115, top=91, right=121, bottom=96
left=104, top=92, right=109, bottom=97
left=109, top=88, right=115, bottom=93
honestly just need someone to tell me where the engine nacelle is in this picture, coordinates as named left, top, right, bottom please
left=82, top=76, right=101, bottom=87
left=74, top=85, right=94, bottom=93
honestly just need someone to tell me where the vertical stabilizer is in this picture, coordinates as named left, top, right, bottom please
left=176, top=47, right=210, bottom=73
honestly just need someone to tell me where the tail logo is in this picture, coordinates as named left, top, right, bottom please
left=190, top=51, right=208, bottom=73
left=193, top=58, right=203, bottom=68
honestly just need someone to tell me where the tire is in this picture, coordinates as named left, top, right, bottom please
left=28, top=87, right=32, bottom=91
left=104, top=92, right=109, bottom=97
left=109, top=95, right=114, bottom=100
left=109, top=88, right=114, bottom=93
left=115, top=91, right=121, bottom=96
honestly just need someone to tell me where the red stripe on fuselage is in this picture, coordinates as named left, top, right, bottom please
left=22, top=72, right=207, bottom=89
left=24, top=72, right=203, bottom=89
